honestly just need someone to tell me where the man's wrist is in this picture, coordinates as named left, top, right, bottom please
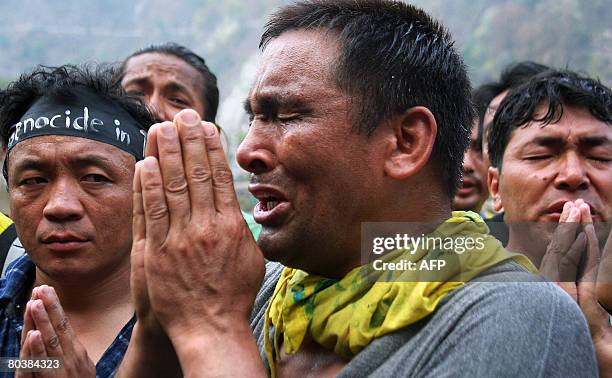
left=116, top=320, right=181, bottom=378
left=169, top=320, right=265, bottom=377
left=169, top=318, right=253, bottom=356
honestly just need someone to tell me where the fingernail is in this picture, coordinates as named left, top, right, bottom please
left=203, top=122, right=216, bottom=136
left=143, top=157, right=157, bottom=171
left=562, top=202, right=571, bottom=212
left=180, top=110, right=200, bottom=126
left=33, top=299, right=43, bottom=311
left=31, top=330, right=41, bottom=343
left=570, top=207, right=579, bottom=219
left=160, top=124, right=176, bottom=137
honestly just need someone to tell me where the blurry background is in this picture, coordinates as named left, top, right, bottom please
left=0, top=0, right=610, bottom=214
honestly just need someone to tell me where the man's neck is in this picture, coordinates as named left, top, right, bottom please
left=506, top=227, right=549, bottom=267
left=315, top=203, right=453, bottom=279
left=29, top=260, right=133, bottom=363
left=32, top=261, right=132, bottom=317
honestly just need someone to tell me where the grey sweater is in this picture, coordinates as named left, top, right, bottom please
left=250, top=261, right=598, bottom=377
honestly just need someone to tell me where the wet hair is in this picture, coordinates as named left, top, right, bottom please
left=475, top=61, right=550, bottom=128
left=261, top=0, right=473, bottom=197
left=488, top=69, right=612, bottom=168
left=120, top=42, right=219, bottom=123
left=471, top=85, right=498, bottom=154
left=0, top=64, right=155, bottom=148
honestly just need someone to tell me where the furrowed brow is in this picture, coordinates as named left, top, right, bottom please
left=243, top=97, right=253, bottom=117
left=70, top=154, right=120, bottom=171
left=254, top=94, right=281, bottom=117
left=122, top=77, right=152, bottom=93
left=527, top=136, right=564, bottom=148
left=579, top=136, right=611, bottom=148
left=11, top=158, right=50, bottom=177
left=165, top=82, right=191, bottom=95
left=256, top=95, right=308, bottom=114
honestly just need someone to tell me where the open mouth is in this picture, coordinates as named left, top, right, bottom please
left=254, top=194, right=289, bottom=216
left=249, top=185, right=291, bottom=225
left=457, top=178, right=477, bottom=196
left=257, top=195, right=283, bottom=212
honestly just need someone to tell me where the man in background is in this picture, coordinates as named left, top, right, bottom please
left=453, top=62, right=549, bottom=217
left=120, top=42, right=260, bottom=237
left=474, top=62, right=550, bottom=222
left=451, top=109, right=488, bottom=213
left=120, top=42, right=218, bottom=124
left=487, top=69, right=612, bottom=376
left=475, top=61, right=550, bottom=245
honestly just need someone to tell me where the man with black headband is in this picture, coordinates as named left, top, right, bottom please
left=0, top=64, right=154, bottom=377
left=117, top=1, right=597, bottom=377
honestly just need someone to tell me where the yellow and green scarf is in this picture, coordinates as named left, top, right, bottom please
left=263, top=211, right=535, bottom=376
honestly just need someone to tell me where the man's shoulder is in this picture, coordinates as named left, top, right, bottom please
left=252, top=260, right=283, bottom=306
left=250, top=260, right=598, bottom=377
left=250, top=260, right=283, bottom=366
left=250, top=261, right=283, bottom=326
left=343, top=261, right=597, bottom=377
left=445, top=260, right=583, bottom=323
left=440, top=260, right=590, bottom=344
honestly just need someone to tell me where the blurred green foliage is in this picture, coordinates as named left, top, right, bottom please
left=0, top=0, right=609, bottom=209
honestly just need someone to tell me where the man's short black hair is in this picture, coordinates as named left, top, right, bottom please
left=260, top=0, right=472, bottom=197
left=120, top=42, right=219, bottom=123
left=488, top=69, right=612, bottom=168
left=0, top=64, right=155, bottom=148
left=475, top=61, right=551, bottom=126
left=472, top=85, right=498, bottom=153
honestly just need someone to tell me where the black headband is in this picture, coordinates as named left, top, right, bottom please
left=4, top=88, right=148, bottom=180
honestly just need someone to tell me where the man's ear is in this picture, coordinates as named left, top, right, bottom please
left=488, top=166, right=504, bottom=211
left=383, top=106, right=437, bottom=180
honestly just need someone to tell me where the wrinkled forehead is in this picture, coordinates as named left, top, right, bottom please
left=123, top=53, right=203, bottom=86
left=508, top=105, right=612, bottom=145
left=253, top=29, right=341, bottom=92
left=484, top=90, right=508, bottom=127
left=125, top=53, right=183, bottom=74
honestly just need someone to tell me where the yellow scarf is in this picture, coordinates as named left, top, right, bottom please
left=263, top=212, right=535, bottom=376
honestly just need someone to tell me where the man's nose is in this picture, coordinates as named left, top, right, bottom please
left=236, top=123, right=276, bottom=175
left=463, top=149, right=476, bottom=173
left=148, top=94, right=172, bottom=122
left=553, top=152, right=590, bottom=192
left=42, top=179, right=85, bottom=222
